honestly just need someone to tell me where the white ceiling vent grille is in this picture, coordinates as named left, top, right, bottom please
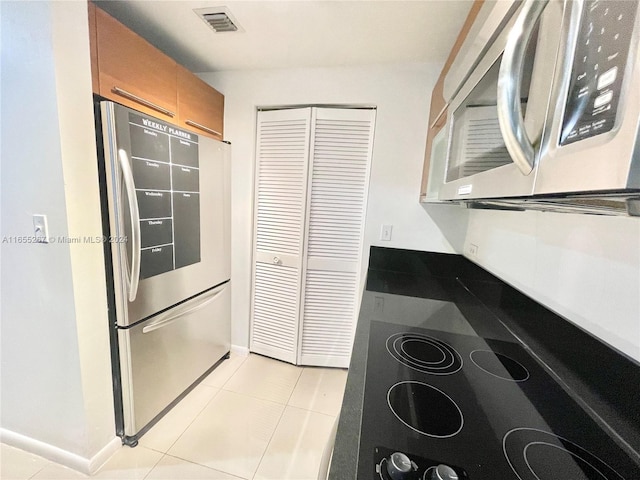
left=194, top=7, right=243, bottom=33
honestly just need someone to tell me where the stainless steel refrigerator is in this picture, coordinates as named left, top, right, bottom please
left=98, top=101, right=231, bottom=446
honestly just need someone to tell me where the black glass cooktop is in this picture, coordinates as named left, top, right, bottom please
left=357, top=320, right=640, bottom=479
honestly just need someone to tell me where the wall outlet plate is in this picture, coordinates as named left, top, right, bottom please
left=374, top=296, right=384, bottom=313
left=33, top=214, right=49, bottom=243
left=380, top=224, right=393, bottom=241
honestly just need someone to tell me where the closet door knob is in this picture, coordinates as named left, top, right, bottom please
left=273, top=256, right=283, bottom=265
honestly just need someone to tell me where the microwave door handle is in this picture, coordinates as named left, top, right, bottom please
left=497, top=0, right=549, bottom=175
left=141, top=284, right=228, bottom=334
left=118, top=149, right=141, bottom=302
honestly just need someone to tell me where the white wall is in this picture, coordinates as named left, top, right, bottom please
left=199, top=63, right=464, bottom=350
left=51, top=1, right=117, bottom=461
left=199, top=46, right=639, bottom=369
left=463, top=209, right=640, bottom=362
left=1, top=0, right=117, bottom=471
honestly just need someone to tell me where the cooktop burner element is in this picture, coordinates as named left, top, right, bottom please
left=387, top=381, right=463, bottom=438
left=503, top=428, right=626, bottom=480
left=386, top=332, right=463, bottom=375
left=470, top=350, right=530, bottom=382
left=358, top=321, right=640, bottom=479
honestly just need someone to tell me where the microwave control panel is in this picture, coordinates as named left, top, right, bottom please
left=560, top=0, right=638, bottom=146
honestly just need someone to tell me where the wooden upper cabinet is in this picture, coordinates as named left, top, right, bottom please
left=420, top=0, right=485, bottom=199
left=88, top=2, right=100, bottom=94
left=95, top=7, right=178, bottom=122
left=177, top=65, right=224, bottom=140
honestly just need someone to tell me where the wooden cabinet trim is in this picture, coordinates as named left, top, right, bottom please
left=88, top=2, right=100, bottom=94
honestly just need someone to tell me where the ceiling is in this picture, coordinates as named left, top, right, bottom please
left=94, top=0, right=474, bottom=73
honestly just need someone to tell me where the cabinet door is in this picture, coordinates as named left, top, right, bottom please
left=421, top=107, right=448, bottom=201
left=95, top=7, right=177, bottom=122
left=250, top=108, right=312, bottom=364
left=299, top=108, right=376, bottom=368
left=177, top=65, right=224, bottom=140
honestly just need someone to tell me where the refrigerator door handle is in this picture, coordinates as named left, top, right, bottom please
left=118, top=149, right=142, bottom=302
left=142, top=283, right=228, bottom=334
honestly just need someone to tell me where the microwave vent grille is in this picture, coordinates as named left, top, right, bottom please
left=460, top=106, right=511, bottom=178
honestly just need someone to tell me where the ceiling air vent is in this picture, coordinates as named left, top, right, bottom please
left=194, top=7, right=243, bottom=33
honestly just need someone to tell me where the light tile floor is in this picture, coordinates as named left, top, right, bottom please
left=1, top=353, right=348, bottom=480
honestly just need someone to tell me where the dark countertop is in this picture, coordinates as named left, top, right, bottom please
left=329, top=247, right=640, bottom=479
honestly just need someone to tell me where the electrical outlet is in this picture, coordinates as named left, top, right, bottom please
left=374, top=296, right=384, bottom=313
left=468, top=243, right=478, bottom=257
left=33, top=214, right=49, bottom=243
left=380, top=224, right=393, bottom=241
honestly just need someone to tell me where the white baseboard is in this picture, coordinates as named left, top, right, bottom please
left=230, top=344, right=249, bottom=357
left=87, top=437, right=122, bottom=474
left=0, top=428, right=121, bottom=475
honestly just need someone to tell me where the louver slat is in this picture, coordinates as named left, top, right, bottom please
left=301, top=270, right=358, bottom=359
left=306, top=118, right=373, bottom=260
left=252, top=263, right=299, bottom=354
left=251, top=109, right=311, bottom=364
left=255, top=116, right=309, bottom=256
left=300, top=109, right=376, bottom=367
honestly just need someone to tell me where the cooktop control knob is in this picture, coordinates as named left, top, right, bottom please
left=386, top=452, right=416, bottom=480
left=430, top=464, right=458, bottom=480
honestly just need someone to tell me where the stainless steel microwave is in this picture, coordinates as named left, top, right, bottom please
left=437, top=0, right=640, bottom=210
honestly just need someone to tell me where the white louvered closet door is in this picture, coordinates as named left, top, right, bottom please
left=250, top=108, right=312, bottom=364
left=299, top=108, right=376, bottom=367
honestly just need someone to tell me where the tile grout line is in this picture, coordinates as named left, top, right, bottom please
left=144, top=354, right=246, bottom=458
left=250, top=401, right=288, bottom=480
left=171, top=386, right=222, bottom=449
left=287, top=369, right=348, bottom=418
left=206, top=354, right=249, bottom=391
left=160, top=389, right=268, bottom=480
left=141, top=448, right=165, bottom=480
left=26, top=462, right=49, bottom=480
left=284, top=366, right=305, bottom=406
left=220, top=355, right=249, bottom=388
left=153, top=356, right=328, bottom=479
left=161, top=452, right=247, bottom=480
left=152, top=385, right=224, bottom=457
left=250, top=366, right=305, bottom=480
left=285, top=404, right=339, bottom=420
left=154, top=356, right=255, bottom=479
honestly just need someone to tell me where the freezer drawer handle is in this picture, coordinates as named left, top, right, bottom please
left=118, top=149, right=141, bottom=302
left=112, top=86, right=176, bottom=118
left=497, top=0, right=549, bottom=175
left=142, top=284, right=228, bottom=334
left=185, top=119, right=222, bottom=137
